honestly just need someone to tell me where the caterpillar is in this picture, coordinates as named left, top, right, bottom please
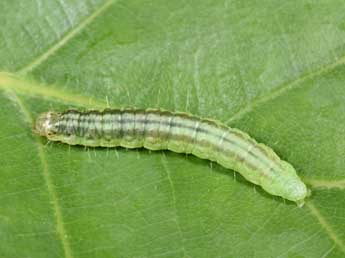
left=34, top=108, right=309, bottom=206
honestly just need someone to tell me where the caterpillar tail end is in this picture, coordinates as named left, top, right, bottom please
left=296, top=188, right=311, bottom=208
left=307, top=188, right=312, bottom=197
left=296, top=200, right=305, bottom=208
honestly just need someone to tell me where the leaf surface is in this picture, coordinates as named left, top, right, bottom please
left=0, top=0, right=344, bottom=257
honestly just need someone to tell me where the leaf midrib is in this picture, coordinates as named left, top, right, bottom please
left=4, top=91, right=74, bottom=258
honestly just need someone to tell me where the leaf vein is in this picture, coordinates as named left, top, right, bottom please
left=304, top=178, right=345, bottom=190
left=226, top=55, right=345, bottom=123
left=17, top=0, right=115, bottom=75
left=160, top=153, right=188, bottom=258
left=4, top=91, right=74, bottom=258
left=0, top=72, right=107, bottom=108
left=306, top=202, right=345, bottom=254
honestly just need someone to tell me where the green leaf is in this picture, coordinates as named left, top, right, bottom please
left=0, top=0, right=344, bottom=257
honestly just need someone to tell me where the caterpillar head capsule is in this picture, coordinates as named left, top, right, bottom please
left=34, top=112, right=60, bottom=137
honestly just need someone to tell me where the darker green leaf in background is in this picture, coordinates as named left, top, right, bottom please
left=0, top=0, right=344, bottom=257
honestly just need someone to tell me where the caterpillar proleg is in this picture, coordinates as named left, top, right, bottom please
left=34, top=108, right=309, bottom=206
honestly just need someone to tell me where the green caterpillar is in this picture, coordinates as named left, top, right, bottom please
left=34, top=108, right=309, bottom=206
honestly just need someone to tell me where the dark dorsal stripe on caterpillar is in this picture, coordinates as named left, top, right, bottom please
left=34, top=108, right=310, bottom=206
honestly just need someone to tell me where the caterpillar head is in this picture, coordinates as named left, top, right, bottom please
left=34, top=112, right=60, bottom=137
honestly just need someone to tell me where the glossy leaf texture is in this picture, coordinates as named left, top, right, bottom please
left=0, top=0, right=344, bottom=257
